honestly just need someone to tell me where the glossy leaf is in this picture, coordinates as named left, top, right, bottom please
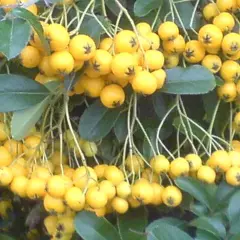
left=229, top=215, right=240, bottom=234
left=146, top=217, right=187, bottom=232
left=134, top=0, right=162, bottom=17
left=214, top=181, right=236, bottom=210
left=79, top=100, right=121, bottom=141
left=75, top=211, right=121, bottom=240
left=190, top=203, right=208, bottom=217
left=227, top=191, right=240, bottom=223
left=117, top=207, right=147, bottom=240
left=195, top=230, right=220, bottom=240
left=97, top=134, right=118, bottom=163
left=114, top=111, right=128, bottom=143
left=202, top=91, right=219, bottom=123
left=44, top=81, right=61, bottom=92
left=162, top=65, right=216, bottom=95
left=202, top=91, right=229, bottom=134
left=190, top=216, right=226, bottom=239
left=11, top=7, right=50, bottom=53
left=0, top=74, right=50, bottom=112
left=11, top=97, right=50, bottom=140
left=0, top=18, right=31, bottom=59
left=175, top=177, right=212, bottom=209
left=146, top=222, right=192, bottom=240
left=151, top=92, right=167, bottom=120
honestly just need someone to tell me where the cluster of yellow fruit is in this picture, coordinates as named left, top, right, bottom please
left=72, top=21, right=172, bottom=107
left=150, top=150, right=240, bottom=186
left=199, top=1, right=240, bottom=102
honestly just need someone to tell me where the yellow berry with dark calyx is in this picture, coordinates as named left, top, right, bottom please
left=162, top=186, right=182, bottom=207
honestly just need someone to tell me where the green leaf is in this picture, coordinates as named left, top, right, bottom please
left=117, top=207, right=147, bottom=240
left=175, top=177, right=212, bottom=209
left=114, top=111, right=128, bottom=143
left=146, top=222, right=193, bottom=240
left=229, top=233, right=240, bottom=240
left=162, top=65, right=216, bottom=95
left=227, top=191, right=240, bottom=223
left=79, top=100, right=121, bottom=141
left=215, top=181, right=236, bottom=208
left=80, top=15, right=110, bottom=45
left=215, top=76, right=224, bottom=86
left=75, top=211, right=121, bottom=240
left=147, top=217, right=187, bottom=232
left=0, top=234, right=15, bottom=240
left=151, top=92, right=167, bottom=119
left=105, top=0, right=127, bottom=15
left=11, top=97, right=50, bottom=140
left=195, top=230, right=220, bottom=240
left=190, top=203, right=208, bottom=217
left=0, top=74, right=50, bottom=112
left=11, top=7, right=50, bottom=54
left=134, top=0, right=162, bottom=17
left=0, top=18, right=31, bottom=59
left=190, top=217, right=226, bottom=239
left=229, top=215, right=240, bottom=234
left=202, top=91, right=219, bottom=123
left=97, top=134, right=118, bottom=163
left=44, top=81, right=61, bottom=92
left=202, top=91, right=229, bottom=134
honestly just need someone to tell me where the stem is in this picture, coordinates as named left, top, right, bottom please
left=212, top=135, right=231, bottom=148
left=169, top=0, right=175, bottom=21
left=156, top=103, right=177, bottom=155
left=179, top=96, right=194, bottom=142
left=136, top=117, right=157, bottom=157
left=192, top=133, right=210, bottom=156
left=157, top=135, right=175, bottom=159
left=70, top=0, right=94, bottom=36
left=170, top=0, right=190, bottom=41
left=176, top=123, right=181, bottom=157
left=44, top=4, right=56, bottom=23
left=151, top=6, right=162, bottom=30
left=177, top=95, right=197, bottom=154
left=172, top=137, right=187, bottom=156
left=101, top=0, right=107, bottom=17
left=65, top=96, right=87, bottom=165
left=189, top=0, right=200, bottom=35
left=127, top=95, right=134, bottom=160
left=208, top=100, right=221, bottom=153
left=90, top=3, right=113, bottom=38
left=63, top=3, right=68, bottom=28
left=122, top=135, right=130, bottom=182
left=113, top=10, right=123, bottom=37
left=179, top=112, right=223, bottom=150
